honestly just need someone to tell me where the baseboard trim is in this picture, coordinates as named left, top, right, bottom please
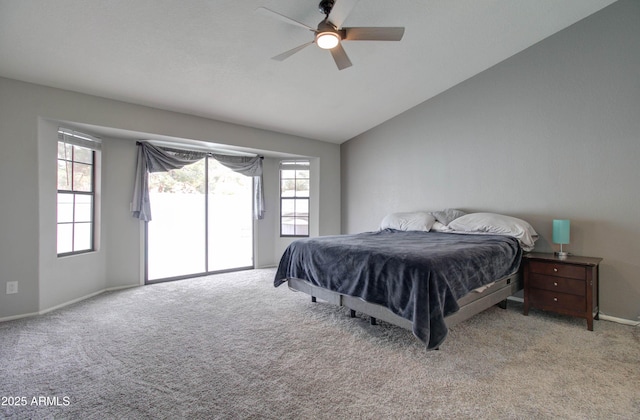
left=599, top=313, right=640, bottom=327
left=0, top=311, right=41, bottom=322
left=38, top=284, right=139, bottom=316
left=0, top=284, right=139, bottom=323
left=507, top=297, right=638, bottom=327
left=4, top=287, right=638, bottom=328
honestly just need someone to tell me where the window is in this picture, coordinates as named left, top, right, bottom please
left=57, top=129, right=100, bottom=256
left=280, top=160, right=309, bottom=237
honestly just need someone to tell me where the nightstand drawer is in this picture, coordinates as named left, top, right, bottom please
left=528, top=260, right=585, bottom=280
left=529, top=289, right=585, bottom=313
left=529, top=273, right=585, bottom=296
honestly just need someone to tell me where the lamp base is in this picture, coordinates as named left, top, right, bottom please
left=554, top=251, right=569, bottom=258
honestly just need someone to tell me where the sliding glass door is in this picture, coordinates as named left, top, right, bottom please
left=146, top=158, right=253, bottom=282
left=207, top=159, right=253, bottom=271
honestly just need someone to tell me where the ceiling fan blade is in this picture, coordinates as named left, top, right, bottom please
left=256, top=7, right=314, bottom=31
left=344, top=27, right=405, bottom=41
left=330, top=43, right=352, bottom=70
left=272, top=41, right=314, bottom=62
left=327, top=0, right=360, bottom=29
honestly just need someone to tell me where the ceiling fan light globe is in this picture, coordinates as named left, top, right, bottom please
left=316, top=32, right=340, bottom=49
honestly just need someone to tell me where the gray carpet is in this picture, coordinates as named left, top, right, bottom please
left=1, top=268, right=638, bottom=419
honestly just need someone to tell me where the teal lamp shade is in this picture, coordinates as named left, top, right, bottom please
left=552, top=219, right=570, bottom=256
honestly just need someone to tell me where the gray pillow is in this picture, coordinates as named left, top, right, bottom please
left=430, top=209, right=466, bottom=226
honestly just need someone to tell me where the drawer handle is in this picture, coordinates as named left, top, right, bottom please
left=553, top=282, right=558, bottom=287
left=553, top=268, right=558, bottom=272
left=553, top=297, right=558, bottom=302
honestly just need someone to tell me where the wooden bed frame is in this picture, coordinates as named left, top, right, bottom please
left=285, top=271, right=522, bottom=332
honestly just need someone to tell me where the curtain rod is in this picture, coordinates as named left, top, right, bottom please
left=59, top=127, right=102, bottom=143
left=136, top=140, right=263, bottom=159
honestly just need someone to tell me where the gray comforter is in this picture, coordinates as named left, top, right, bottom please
left=274, top=230, right=522, bottom=349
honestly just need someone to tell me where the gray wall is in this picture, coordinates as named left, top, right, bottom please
left=341, top=1, right=640, bottom=322
left=0, top=77, right=340, bottom=319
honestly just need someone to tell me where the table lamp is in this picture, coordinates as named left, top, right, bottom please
left=552, top=219, right=570, bottom=258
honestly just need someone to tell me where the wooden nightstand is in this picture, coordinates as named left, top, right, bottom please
left=523, top=252, right=602, bottom=330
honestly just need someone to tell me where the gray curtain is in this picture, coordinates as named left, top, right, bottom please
left=132, top=142, right=265, bottom=221
left=211, top=154, right=265, bottom=221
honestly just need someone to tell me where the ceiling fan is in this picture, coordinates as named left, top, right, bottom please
left=257, top=0, right=405, bottom=70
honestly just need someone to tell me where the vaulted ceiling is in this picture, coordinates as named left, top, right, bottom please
left=0, top=0, right=616, bottom=143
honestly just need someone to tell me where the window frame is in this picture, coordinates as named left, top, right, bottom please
left=279, top=160, right=310, bottom=238
left=56, top=130, right=100, bottom=257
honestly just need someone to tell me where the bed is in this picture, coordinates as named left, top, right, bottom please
left=274, top=211, right=538, bottom=349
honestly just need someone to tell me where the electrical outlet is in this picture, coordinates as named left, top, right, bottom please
left=6, top=281, right=18, bottom=294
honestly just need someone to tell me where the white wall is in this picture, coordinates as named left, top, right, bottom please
left=0, top=77, right=340, bottom=319
left=101, top=137, right=144, bottom=287
left=341, top=1, right=640, bottom=322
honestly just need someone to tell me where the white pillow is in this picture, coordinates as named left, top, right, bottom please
left=380, top=212, right=436, bottom=232
left=448, top=212, right=538, bottom=251
left=431, top=221, right=453, bottom=232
